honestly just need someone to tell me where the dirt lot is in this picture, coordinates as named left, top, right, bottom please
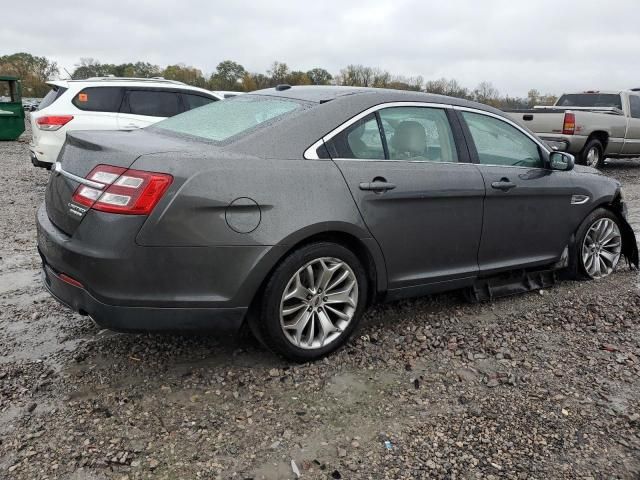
left=1, top=123, right=640, bottom=480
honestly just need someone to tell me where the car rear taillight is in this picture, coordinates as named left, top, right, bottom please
left=36, top=115, right=74, bottom=131
left=71, top=165, right=173, bottom=215
left=562, top=112, right=575, bottom=135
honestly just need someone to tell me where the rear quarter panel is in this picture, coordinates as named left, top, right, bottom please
left=574, top=112, right=627, bottom=155
left=134, top=153, right=370, bottom=247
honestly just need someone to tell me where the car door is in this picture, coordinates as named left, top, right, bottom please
left=117, top=88, right=181, bottom=130
left=325, top=105, right=485, bottom=297
left=622, top=94, right=640, bottom=155
left=457, top=108, right=577, bottom=274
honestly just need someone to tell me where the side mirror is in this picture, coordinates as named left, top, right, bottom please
left=549, top=151, right=574, bottom=171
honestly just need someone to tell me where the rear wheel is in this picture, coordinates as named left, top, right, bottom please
left=580, top=139, right=604, bottom=168
left=252, top=242, right=368, bottom=362
left=569, top=208, right=622, bottom=280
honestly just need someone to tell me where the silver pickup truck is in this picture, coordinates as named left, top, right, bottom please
left=505, top=90, right=640, bottom=167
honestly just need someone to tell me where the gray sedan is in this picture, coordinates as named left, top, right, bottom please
left=37, top=86, right=638, bottom=361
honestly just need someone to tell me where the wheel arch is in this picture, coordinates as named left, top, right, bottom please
left=243, top=223, right=387, bottom=325
left=586, top=130, right=609, bottom=151
left=600, top=193, right=639, bottom=268
left=574, top=192, right=639, bottom=270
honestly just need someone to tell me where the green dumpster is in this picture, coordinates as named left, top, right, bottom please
left=0, top=76, right=26, bottom=140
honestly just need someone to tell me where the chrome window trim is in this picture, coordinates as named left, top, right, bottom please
left=330, top=158, right=467, bottom=166
left=303, top=102, right=454, bottom=160
left=303, top=101, right=551, bottom=161
left=54, top=161, right=105, bottom=190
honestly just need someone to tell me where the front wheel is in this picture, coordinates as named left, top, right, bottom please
left=252, top=242, right=368, bottom=362
left=569, top=208, right=622, bottom=280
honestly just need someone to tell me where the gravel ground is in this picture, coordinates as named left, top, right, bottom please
left=1, top=122, right=640, bottom=479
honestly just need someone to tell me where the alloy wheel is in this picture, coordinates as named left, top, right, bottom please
left=279, top=257, right=358, bottom=350
left=581, top=218, right=621, bottom=278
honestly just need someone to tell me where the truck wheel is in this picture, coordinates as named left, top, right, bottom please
left=580, top=139, right=604, bottom=168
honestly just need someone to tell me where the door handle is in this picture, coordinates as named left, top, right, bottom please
left=123, top=123, right=140, bottom=129
left=359, top=181, right=396, bottom=193
left=491, top=178, right=516, bottom=192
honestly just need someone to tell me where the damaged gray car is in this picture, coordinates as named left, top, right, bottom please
left=37, top=86, right=638, bottom=361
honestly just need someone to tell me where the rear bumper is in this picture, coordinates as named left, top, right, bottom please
left=41, top=262, right=246, bottom=332
left=35, top=203, right=276, bottom=333
left=29, top=138, right=62, bottom=167
left=539, top=134, right=588, bottom=154
left=30, top=151, right=53, bottom=169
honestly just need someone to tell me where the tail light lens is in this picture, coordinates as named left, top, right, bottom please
left=36, top=115, right=74, bottom=131
left=72, top=164, right=173, bottom=215
left=562, top=112, right=576, bottom=135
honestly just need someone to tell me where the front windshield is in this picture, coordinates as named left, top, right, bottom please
left=153, top=95, right=304, bottom=142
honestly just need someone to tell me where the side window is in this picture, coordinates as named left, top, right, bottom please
left=324, top=114, right=385, bottom=159
left=38, top=86, right=67, bottom=110
left=630, top=95, right=640, bottom=119
left=127, top=90, right=180, bottom=117
left=379, top=107, right=458, bottom=162
left=72, top=87, right=123, bottom=112
left=462, top=112, right=543, bottom=168
left=183, top=93, right=217, bottom=111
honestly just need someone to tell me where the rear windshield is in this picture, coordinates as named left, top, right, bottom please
left=153, top=95, right=305, bottom=142
left=557, top=93, right=623, bottom=110
left=38, top=86, right=68, bottom=110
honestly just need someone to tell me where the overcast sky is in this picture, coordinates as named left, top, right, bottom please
left=2, top=0, right=639, bottom=97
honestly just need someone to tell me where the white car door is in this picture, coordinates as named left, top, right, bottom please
left=117, top=89, right=181, bottom=130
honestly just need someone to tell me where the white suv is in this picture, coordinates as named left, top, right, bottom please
left=30, top=77, right=228, bottom=168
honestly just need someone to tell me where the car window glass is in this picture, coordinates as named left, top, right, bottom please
left=379, top=107, right=458, bottom=162
left=127, top=90, right=180, bottom=117
left=153, top=95, right=304, bottom=142
left=183, top=94, right=216, bottom=111
left=324, top=114, right=385, bottom=159
left=38, top=86, right=67, bottom=110
left=462, top=112, right=542, bottom=168
left=630, top=95, right=640, bottom=119
left=72, top=87, right=123, bottom=112
left=557, top=93, right=623, bottom=110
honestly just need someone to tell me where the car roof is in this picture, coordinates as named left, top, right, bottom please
left=228, top=85, right=510, bottom=160
left=560, top=91, right=625, bottom=95
left=248, top=85, right=502, bottom=114
left=46, top=78, right=220, bottom=98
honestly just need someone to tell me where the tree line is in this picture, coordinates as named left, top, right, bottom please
left=0, top=52, right=558, bottom=108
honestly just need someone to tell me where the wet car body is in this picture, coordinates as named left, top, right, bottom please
left=36, top=86, right=638, bottom=359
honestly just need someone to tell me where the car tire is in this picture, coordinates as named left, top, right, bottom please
left=580, top=139, right=604, bottom=168
left=252, top=242, right=368, bottom=362
left=567, top=208, right=622, bottom=280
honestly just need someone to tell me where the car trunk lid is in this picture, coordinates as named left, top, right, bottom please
left=45, top=129, right=192, bottom=236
